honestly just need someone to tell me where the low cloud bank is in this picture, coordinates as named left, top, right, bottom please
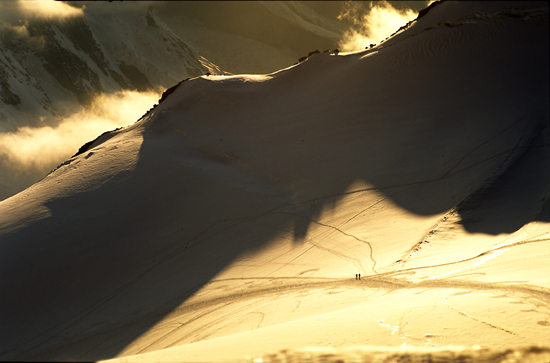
left=338, top=1, right=419, bottom=52
left=0, top=90, right=159, bottom=175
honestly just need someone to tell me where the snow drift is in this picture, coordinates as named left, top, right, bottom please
left=1, top=1, right=549, bottom=362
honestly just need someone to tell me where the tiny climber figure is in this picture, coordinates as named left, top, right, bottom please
left=358, top=273, right=361, bottom=280
left=355, top=274, right=358, bottom=280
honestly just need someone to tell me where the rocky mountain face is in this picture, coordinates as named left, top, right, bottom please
left=0, top=4, right=214, bottom=132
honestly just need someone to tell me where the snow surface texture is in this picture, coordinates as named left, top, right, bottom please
left=1, top=1, right=549, bottom=362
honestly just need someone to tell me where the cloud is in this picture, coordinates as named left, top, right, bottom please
left=338, top=1, right=419, bottom=52
left=0, top=0, right=83, bottom=46
left=0, top=90, right=159, bottom=174
left=0, top=0, right=83, bottom=22
left=0, top=0, right=83, bottom=41
left=20, top=0, right=83, bottom=19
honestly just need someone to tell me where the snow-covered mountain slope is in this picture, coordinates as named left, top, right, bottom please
left=1, top=1, right=549, bottom=362
left=0, top=1, right=349, bottom=202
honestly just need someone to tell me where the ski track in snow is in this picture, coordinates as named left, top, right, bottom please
left=110, top=270, right=550, bottom=353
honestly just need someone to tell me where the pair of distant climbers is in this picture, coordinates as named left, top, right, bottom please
left=355, top=274, right=361, bottom=280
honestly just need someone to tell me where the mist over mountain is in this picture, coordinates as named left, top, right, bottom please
left=1, top=1, right=549, bottom=362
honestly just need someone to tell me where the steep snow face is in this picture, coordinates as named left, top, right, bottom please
left=1, top=1, right=549, bottom=362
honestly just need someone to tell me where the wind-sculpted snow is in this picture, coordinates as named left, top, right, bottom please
left=0, top=2, right=549, bottom=362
